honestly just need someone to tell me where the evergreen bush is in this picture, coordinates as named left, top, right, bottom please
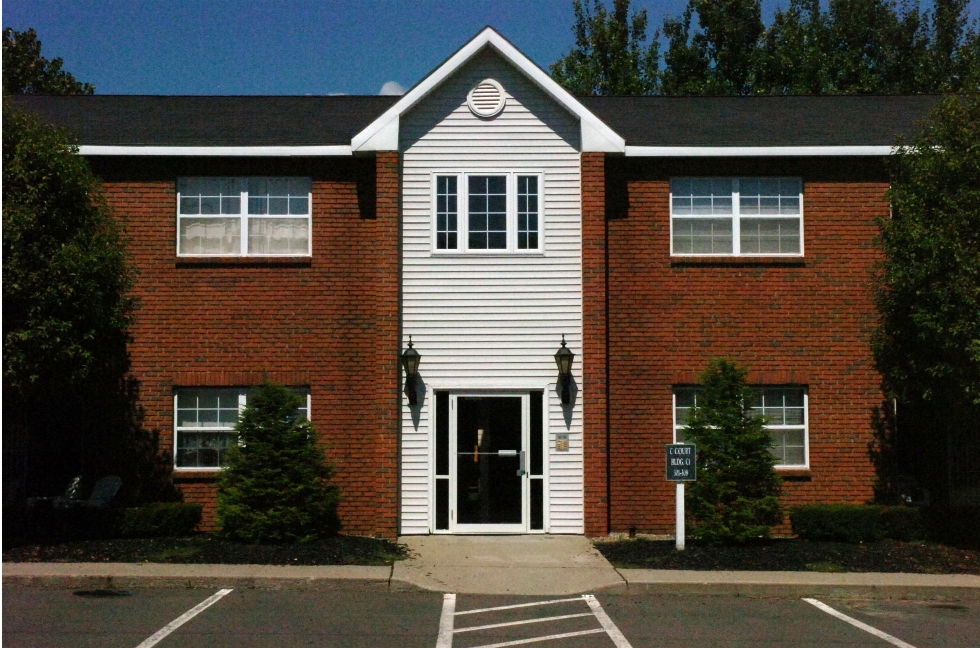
left=684, top=359, right=783, bottom=544
left=216, top=382, right=340, bottom=543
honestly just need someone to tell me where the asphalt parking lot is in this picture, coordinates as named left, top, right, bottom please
left=4, top=587, right=979, bottom=648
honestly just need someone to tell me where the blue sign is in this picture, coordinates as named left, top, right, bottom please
left=666, top=444, right=697, bottom=481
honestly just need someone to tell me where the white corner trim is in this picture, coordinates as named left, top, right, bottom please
left=350, top=27, right=626, bottom=153
left=353, top=117, right=399, bottom=152
left=625, top=145, right=896, bottom=157
left=78, top=145, right=353, bottom=157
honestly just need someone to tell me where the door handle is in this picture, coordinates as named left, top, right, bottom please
left=517, top=450, right=526, bottom=476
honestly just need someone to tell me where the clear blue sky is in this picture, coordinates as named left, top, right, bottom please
left=4, top=1, right=977, bottom=96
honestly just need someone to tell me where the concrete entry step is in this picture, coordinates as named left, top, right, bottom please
left=391, top=535, right=627, bottom=595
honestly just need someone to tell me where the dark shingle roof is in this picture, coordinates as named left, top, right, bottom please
left=579, top=95, right=940, bottom=147
left=7, top=95, right=399, bottom=146
left=9, top=93, right=939, bottom=149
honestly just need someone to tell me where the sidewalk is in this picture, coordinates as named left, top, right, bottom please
left=5, top=535, right=980, bottom=600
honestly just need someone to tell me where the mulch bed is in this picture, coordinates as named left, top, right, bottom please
left=2, top=534, right=408, bottom=566
left=595, top=537, right=980, bottom=574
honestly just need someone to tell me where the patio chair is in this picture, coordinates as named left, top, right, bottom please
left=26, top=475, right=83, bottom=509
left=54, top=475, right=122, bottom=509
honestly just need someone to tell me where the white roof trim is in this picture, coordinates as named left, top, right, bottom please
left=350, top=27, right=626, bottom=153
left=78, top=145, right=353, bottom=157
left=625, top=145, right=896, bottom=157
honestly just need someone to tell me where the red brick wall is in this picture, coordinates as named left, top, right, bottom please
left=602, top=157, right=887, bottom=535
left=94, top=156, right=400, bottom=538
left=582, top=152, right=610, bottom=536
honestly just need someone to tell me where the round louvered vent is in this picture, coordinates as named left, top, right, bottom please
left=467, top=79, right=506, bottom=118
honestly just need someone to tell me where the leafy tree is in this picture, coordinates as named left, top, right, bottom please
left=550, top=0, right=659, bottom=95
left=661, top=0, right=765, bottom=95
left=683, top=359, right=783, bottom=544
left=3, top=105, right=174, bottom=505
left=756, top=0, right=832, bottom=95
left=217, top=382, right=340, bottom=543
left=3, top=28, right=94, bottom=95
left=874, top=94, right=980, bottom=410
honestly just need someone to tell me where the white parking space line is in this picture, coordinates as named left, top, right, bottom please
left=455, top=612, right=595, bottom=633
left=134, top=588, right=234, bottom=648
left=437, top=593, right=457, bottom=648
left=468, top=628, right=606, bottom=648
left=583, top=595, right=634, bottom=648
left=455, top=597, right=585, bottom=616
left=803, top=598, right=918, bottom=648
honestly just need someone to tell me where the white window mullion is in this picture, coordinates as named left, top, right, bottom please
left=732, top=178, right=741, bottom=255
left=507, top=173, right=516, bottom=252
left=240, top=188, right=248, bottom=256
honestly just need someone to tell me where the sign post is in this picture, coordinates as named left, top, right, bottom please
left=666, top=443, right=696, bottom=551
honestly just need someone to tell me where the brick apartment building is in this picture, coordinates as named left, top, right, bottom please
left=16, top=28, right=938, bottom=538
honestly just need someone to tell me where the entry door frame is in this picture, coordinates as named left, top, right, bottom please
left=449, top=391, right=530, bottom=534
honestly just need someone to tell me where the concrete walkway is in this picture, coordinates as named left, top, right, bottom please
left=5, top=535, right=980, bottom=599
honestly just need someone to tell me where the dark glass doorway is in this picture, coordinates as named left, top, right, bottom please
left=456, top=396, right=523, bottom=525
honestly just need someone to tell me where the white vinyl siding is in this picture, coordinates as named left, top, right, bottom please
left=400, top=49, right=584, bottom=535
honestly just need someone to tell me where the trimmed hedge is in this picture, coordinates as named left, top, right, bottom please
left=5, top=503, right=202, bottom=545
left=790, top=504, right=926, bottom=543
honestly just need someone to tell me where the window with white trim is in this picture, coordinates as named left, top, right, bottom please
left=673, top=385, right=808, bottom=468
left=177, top=177, right=312, bottom=256
left=174, top=387, right=310, bottom=469
left=433, top=173, right=542, bottom=252
left=670, top=178, right=803, bottom=256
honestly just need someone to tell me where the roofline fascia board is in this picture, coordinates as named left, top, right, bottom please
left=77, top=145, right=353, bottom=157
left=350, top=27, right=626, bottom=153
left=624, top=145, right=896, bottom=157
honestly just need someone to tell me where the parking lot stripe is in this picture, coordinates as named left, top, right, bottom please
left=803, top=598, right=918, bottom=648
left=134, top=588, right=234, bottom=648
left=583, top=594, right=634, bottom=648
left=436, top=593, right=457, bottom=648
left=455, top=597, right=585, bottom=616
left=455, top=612, right=595, bottom=633
left=468, top=628, right=606, bottom=648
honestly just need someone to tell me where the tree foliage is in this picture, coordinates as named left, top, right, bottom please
left=683, top=359, right=783, bottom=544
left=3, top=105, right=173, bottom=504
left=550, top=0, right=659, bottom=95
left=874, top=94, right=980, bottom=409
left=3, top=28, right=95, bottom=95
left=553, top=0, right=980, bottom=95
left=217, top=382, right=340, bottom=543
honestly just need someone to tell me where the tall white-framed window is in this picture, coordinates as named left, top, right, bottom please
left=673, top=385, right=809, bottom=469
left=174, top=387, right=311, bottom=469
left=432, top=172, right=543, bottom=253
left=177, top=177, right=312, bottom=256
left=670, top=178, right=803, bottom=256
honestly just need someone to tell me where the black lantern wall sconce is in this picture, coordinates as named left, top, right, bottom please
left=401, top=336, right=422, bottom=406
left=554, top=334, right=575, bottom=405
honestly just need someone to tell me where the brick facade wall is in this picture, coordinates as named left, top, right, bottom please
left=602, top=157, right=888, bottom=535
left=94, top=156, right=400, bottom=538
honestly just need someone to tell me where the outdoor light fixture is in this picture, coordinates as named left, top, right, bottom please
left=401, top=336, right=422, bottom=406
left=554, top=334, right=575, bottom=405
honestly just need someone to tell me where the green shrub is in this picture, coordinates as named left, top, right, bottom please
left=116, top=503, right=202, bottom=538
left=217, top=381, right=340, bottom=543
left=683, top=359, right=783, bottom=544
left=922, top=506, right=980, bottom=549
left=791, top=504, right=927, bottom=543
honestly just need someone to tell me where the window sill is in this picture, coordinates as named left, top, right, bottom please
left=172, top=469, right=221, bottom=480
left=176, top=256, right=312, bottom=268
left=776, top=468, right=811, bottom=481
left=671, top=256, right=806, bottom=268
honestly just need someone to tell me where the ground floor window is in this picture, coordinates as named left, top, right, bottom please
left=174, top=387, right=310, bottom=469
left=673, top=385, right=808, bottom=469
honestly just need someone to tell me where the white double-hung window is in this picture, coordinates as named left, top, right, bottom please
left=433, top=173, right=542, bottom=252
left=174, top=387, right=311, bottom=469
left=671, top=178, right=803, bottom=256
left=673, top=386, right=808, bottom=468
left=177, top=177, right=312, bottom=256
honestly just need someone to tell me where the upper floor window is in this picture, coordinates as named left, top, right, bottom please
left=673, top=385, right=808, bottom=468
left=434, top=173, right=542, bottom=253
left=177, top=177, right=312, bottom=256
left=670, top=178, right=803, bottom=256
